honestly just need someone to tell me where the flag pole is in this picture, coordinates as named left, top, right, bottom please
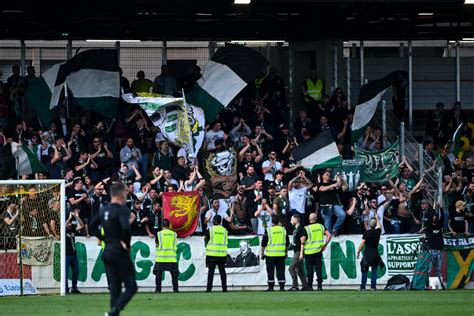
left=181, top=89, right=195, bottom=163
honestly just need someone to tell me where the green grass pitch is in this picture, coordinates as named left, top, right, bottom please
left=1, top=290, right=473, bottom=316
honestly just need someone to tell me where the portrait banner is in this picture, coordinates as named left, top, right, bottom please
left=225, top=236, right=260, bottom=273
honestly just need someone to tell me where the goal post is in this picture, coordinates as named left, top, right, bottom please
left=0, top=179, right=66, bottom=296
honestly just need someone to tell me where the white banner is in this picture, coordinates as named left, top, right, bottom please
left=38, top=234, right=422, bottom=289
left=0, top=279, right=38, bottom=296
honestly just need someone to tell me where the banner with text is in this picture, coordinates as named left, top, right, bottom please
left=19, top=234, right=472, bottom=290
left=44, top=235, right=425, bottom=288
left=355, top=139, right=400, bottom=183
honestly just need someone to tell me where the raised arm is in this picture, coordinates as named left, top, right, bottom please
left=254, top=141, right=264, bottom=163
left=238, top=144, right=251, bottom=162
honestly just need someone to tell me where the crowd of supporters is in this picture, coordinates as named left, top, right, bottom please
left=0, top=63, right=473, bottom=249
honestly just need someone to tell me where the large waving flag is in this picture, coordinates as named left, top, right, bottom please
left=292, top=129, right=342, bottom=171
left=11, top=142, right=47, bottom=176
left=26, top=49, right=120, bottom=122
left=123, top=92, right=205, bottom=159
left=163, top=191, right=200, bottom=238
left=351, top=71, right=404, bottom=143
left=187, top=43, right=269, bottom=122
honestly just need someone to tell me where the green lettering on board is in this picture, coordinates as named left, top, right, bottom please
left=91, top=249, right=106, bottom=282
left=177, top=243, right=195, bottom=281
left=130, top=241, right=153, bottom=281
left=331, top=240, right=357, bottom=280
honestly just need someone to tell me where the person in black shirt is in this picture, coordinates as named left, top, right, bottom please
left=171, top=156, right=188, bottom=184
left=288, top=214, right=309, bottom=291
left=345, top=197, right=366, bottom=234
left=22, top=187, right=49, bottom=237
left=420, top=201, right=445, bottom=289
left=357, top=213, right=384, bottom=290
left=449, top=200, right=469, bottom=235
left=90, top=182, right=137, bottom=316
left=91, top=187, right=110, bottom=220
left=67, top=178, right=91, bottom=236
left=130, top=199, right=151, bottom=237
left=73, top=151, right=98, bottom=179
left=147, top=202, right=163, bottom=237
left=65, top=207, right=84, bottom=294
left=125, top=184, right=137, bottom=210
left=318, top=171, right=347, bottom=236
left=89, top=137, right=113, bottom=182
left=2, top=202, right=19, bottom=249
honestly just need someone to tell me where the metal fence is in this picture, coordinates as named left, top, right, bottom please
left=372, top=101, right=442, bottom=207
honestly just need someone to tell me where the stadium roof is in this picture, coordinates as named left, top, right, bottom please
left=1, top=0, right=473, bottom=41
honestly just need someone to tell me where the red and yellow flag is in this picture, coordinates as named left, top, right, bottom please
left=162, top=191, right=200, bottom=238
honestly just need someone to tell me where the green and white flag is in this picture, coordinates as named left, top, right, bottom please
left=121, top=92, right=182, bottom=115
left=11, top=142, right=47, bottom=176
left=352, top=71, right=404, bottom=144
left=225, top=236, right=260, bottom=273
left=330, top=160, right=365, bottom=191
left=355, top=139, right=400, bottom=183
left=26, top=49, right=120, bottom=123
left=186, top=43, right=269, bottom=122
left=292, top=129, right=342, bottom=171
left=122, top=93, right=205, bottom=158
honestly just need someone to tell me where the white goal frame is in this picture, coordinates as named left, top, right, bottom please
left=0, top=179, right=66, bottom=296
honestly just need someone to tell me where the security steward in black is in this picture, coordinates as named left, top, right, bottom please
left=91, top=182, right=137, bottom=316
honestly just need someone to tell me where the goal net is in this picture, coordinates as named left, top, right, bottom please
left=0, top=180, right=66, bottom=296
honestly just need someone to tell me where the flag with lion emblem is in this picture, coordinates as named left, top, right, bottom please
left=162, top=191, right=200, bottom=238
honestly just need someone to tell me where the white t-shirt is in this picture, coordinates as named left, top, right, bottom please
left=205, top=207, right=229, bottom=229
left=289, top=186, right=307, bottom=214
left=205, top=130, right=225, bottom=150
left=261, top=160, right=282, bottom=182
